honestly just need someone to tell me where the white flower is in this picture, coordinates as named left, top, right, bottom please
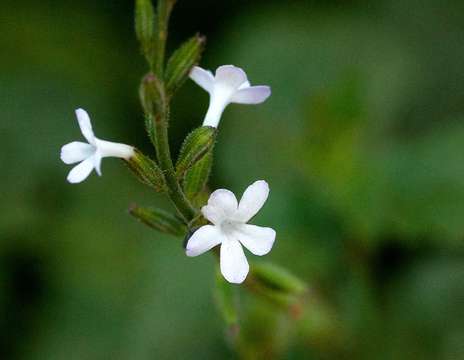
left=60, top=108, right=134, bottom=184
left=189, top=65, right=271, bottom=128
left=186, top=180, right=276, bottom=284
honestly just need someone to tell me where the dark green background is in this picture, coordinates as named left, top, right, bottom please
left=1, top=0, right=464, bottom=359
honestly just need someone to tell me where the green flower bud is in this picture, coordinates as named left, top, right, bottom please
left=139, top=73, right=164, bottom=116
left=183, top=150, right=213, bottom=203
left=165, top=34, right=206, bottom=95
left=125, top=149, right=166, bottom=192
left=176, top=126, right=216, bottom=178
left=135, top=0, right=157, bottom=66
left=251, top=262, right=307, bottom=296
left=129, top=205, right=186, bottom=236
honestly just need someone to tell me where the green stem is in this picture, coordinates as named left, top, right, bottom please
left=148, top=0, right=196, bottom=223
left=153, top=106, right=197, bottom=222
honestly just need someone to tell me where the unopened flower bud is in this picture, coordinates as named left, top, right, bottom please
left=129, top=204, right=186, bottom=236
left=125, top=149, right=166, bottom=192
left=139, top=72, right=164, bottom=116
left=165, top=34, right=205, bottom=95
left=176, top=126, right=216, bottom=178
left=251, top=262, right=307, bottom=296
left=135, top=0, right=157, bottom=65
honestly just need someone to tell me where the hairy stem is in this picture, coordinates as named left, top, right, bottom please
left=151, top=0, right=197, bottom=223
left=153, top=107, right=197, bottom=222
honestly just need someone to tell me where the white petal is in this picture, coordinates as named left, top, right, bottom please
left=201, top=205, right=225, bottom=226
left=185, top=225, right=224, bottom=257
left=66, top=157, right=95, bottom=184
left=234, top=224, right=275, bottom=256
left=220, top=239, right=249, bottom=284
left=75, top=108, right=95, bottom=145
left=190, top=66, right=215, bottom=93
left=230, top=86, right=271, bottom=104
left=236, top=180, right=270, bottom=222
left=207, top=189, right=238, bottom=218
left=93, top=151, right=102, bottom=176
left=238, top=81, right=251, bottom=90
left=215, top=65, right=248, bottom=89
left=60, top=141, right=94, bottom=164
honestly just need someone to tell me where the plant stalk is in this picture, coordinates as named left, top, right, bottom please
left=153, top=108, right=197, bottom=222
left=149, top=0, right=197, bottom=223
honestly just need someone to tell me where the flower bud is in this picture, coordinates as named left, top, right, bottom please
left=246, top=263, right=307, bottom=309
left=129, top=204, right=186, bottom=236
left=251, top=262, right=307, bottom=297
left=165, top=34, right=205, bottom=95
left=139, top=73, right=164, bottom=116
left=125, top=149, right=166, bottom=192
left=176, top=126, right=216, bottom=178
left=135, top=0, right=157, bottom=66
left=183, top=150, right=213, bottom=202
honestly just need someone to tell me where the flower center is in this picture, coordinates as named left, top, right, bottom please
left=220, top=219, right=240, bottom=235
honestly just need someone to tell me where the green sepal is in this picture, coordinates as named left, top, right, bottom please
left=157, top=0, right=176, bottom=20
left=183, top=149, right=213, bottom=202
left=139, top=73, right=164, bottom=116
left=125, top=149, right=166, bottom=192
left=176, top=126, right=216, bottom=178
left=189, top=190, right=210, bottom=214
left=135, top=0, right=157, bottom=67
left=251, top=262, right=307, bottom=296
left=165, top=34, right=205, bottom=95
left=214, top=268, right=239, bottom=326
left=129, top=205, right=186, bottom=236
left=144, top=114, right=157, bottom=149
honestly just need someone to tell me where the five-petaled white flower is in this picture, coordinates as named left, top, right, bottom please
left=60, top=108, right=134, bottom=184
left=189, top=65, right=271, bottom=128
left=186, top=180, right=276, bottom=284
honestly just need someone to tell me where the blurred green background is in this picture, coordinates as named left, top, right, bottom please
left=1, top=0, right=464, bottom=359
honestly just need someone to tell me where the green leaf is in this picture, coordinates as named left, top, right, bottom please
left=165, top=34, right=205, bottom=95
left=176, top=126, right=216, bottom=178
left=183, top=150, right=213, bottom=203
left=125, top=149, right=166, bottom=192
left=135, top=0, right=157, bottom=66
left=129, top=205, right=186, bottom=236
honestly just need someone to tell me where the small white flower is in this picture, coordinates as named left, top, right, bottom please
left=186, top=180, right=276, bottom=284
left=60, top=108, right=134, bottom=184
left=189, top=65, right=271, bottom=128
